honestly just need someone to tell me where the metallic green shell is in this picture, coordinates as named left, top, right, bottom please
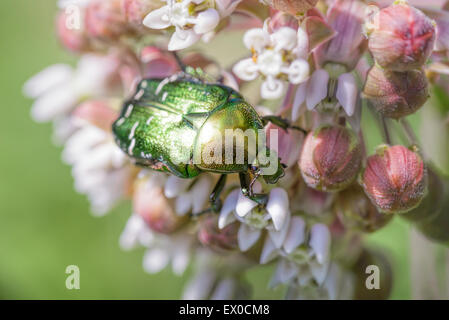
left=112, top=77, right=263, bottom=178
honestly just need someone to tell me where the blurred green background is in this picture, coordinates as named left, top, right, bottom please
left=0, top=0, right=413, bottom=299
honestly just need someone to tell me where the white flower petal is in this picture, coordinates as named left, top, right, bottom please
left=309, top=223, right=331, bottom=265
left=291, top=82, right=307, bottom=121
left=171, top=240, right=191, bottom=275
left=346, top=95, right=362, bottom=132
left=182, top=270, right=216, bottom=300
left=119, top=214, right=146, bottom=250
left=219, top=189, right=239, bottom=229
left=235, top=191, right=257, bottom=217
left=164, top=176, right=190, bottom=198
left=63, top=126, right=107, bottom=164
left=260, top=236, right=279, bottom=264
left=261, top=77, right=284, bottom=100
left=306, top=69, right=329, bottom=110
left=271, top=27, right=298, bottom=51
left=30, top=84, right=78, bottom=122
left=193, top=8, right=220, bottom=34
left=286, top=59, right=309, bottom=84
left=23, top=64, right=73, bottom=98
left=175, top=193, right=192, bottom=216
left=238, top=224, right=261, bottom=251
left=268, top=214, right=290, bottom=248
left=168, top=29, right=201, bottom=51
left=243, top=28, right=269, bottom=51
left=211, top=278, right=235, bottom=300
left=143, top=6, right=171, bottom=30
left=283, top=216, right=306, bottom=254
left=295, top=28, right=309, bottom=58
left=336, top=72, right=358, bottom=116
left=266, top=188, right=289, bottom=231
left=232, top=58, right=259, bottom=81
left=74, top=143, right=114, bottom=172
left=309, top=258, right=330, bottom=285
left=143, top=248, right=170, bottom=274
left=191, top=176, right=212, bottom=213
left=270, top=259, right=298, bottom=288
left=215, top=0, right=241, bottom=17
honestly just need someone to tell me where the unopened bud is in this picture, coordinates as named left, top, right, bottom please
left=334, top=185, right=392, bottom=233
left=72, top=100, right=119, bottom=131
left=85, top=0, right=130, bottom=40
left=401, top=167, right=443, bottom=223
left=262, top=0, right=318, bottom=16
left=363, top=65, right=429, bottom=119
left=56, top=11, right=90, bottom=53
left=299, top=125, right=362, bottom=192
left=122, top=0, right=163, bottom=31
left=367, top=2, right=436, bottom=72
left=198, top=215, right=239, bottom=252
left=362, top=145, right=427, bottom=214
left=133, top=178, right=187, bottom=234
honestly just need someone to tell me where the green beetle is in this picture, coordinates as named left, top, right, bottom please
left=112, top=73, right=298, bottom=211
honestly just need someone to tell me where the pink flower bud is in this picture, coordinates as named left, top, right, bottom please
left=85, top=0, right=130, bottom=40
left=362, top=145, right=427, bottom=214
left=141, top=46, right=179, bottom=78
left=122, top=0, right=163, bottom=31
left=133, top=179, right=187, bottom=234
left=402, top=167, right=443, bottom=223
left=56, top=11, right=90, bottom=53
left=268, top=11, right=299, bottom=32
left=299, top=125, right=362, bottom=192
left=264, top=0, right=318, bottom=16
left=72, top=100, right=119, bottom=131
left=367, top=3, right=436, bottom=72
left=334, top=185, right=392, bottom=232
left=363, top=65, right=429, bottom=119
left=198, top=215, right=239, bottom=252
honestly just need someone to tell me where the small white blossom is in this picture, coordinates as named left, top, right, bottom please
left=219, top=187, right=291, bottom=252
left=260, top=217, right=332, bottom=286
left=164, top=175, right=212, bottom=216
left=291, top=69, right=361, bottom=129
left=120, top=214, right=193, bottom=276
left=143, top=0, right=241, bottom=51
left=24, top=54, right=121, bottom=123
left=182, top=251, right=250, bottom=300
left=58, top=0, right=90, bottom=9
left=233, top=24, right=310, bottom=100
left=62, top=123, right=131, bottom=215
left=285, top=263, right=355, bottom=300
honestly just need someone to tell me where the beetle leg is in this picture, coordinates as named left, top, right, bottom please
left=172, top=51, right=187, bottom=72
left=239, top=172, right=268, bottom=206
left=190, top=174, right=227, bottom=217
left=209, top=174, right=227, bottom=213
left=262, top=115, right=307, bottom=135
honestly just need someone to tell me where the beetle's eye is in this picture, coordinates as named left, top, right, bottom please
left=281, top=163, right=287, bottom=169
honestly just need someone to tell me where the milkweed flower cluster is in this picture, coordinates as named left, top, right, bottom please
left=24, top=0, right=449, bottom=300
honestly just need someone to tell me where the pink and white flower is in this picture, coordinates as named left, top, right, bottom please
left=219, top=187, right=291, bottom=251
left=143, top=0, right=241, bottom=51
left=233, top=23, right=310, bottom=99
left=24, top=54, right=122, bottom=123
left=260, top=217, right=331, bottom=285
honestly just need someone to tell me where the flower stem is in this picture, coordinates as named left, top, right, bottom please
left=400, top=118, right=419, bottom=146
left=381, top=116, right=392, bottom=145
